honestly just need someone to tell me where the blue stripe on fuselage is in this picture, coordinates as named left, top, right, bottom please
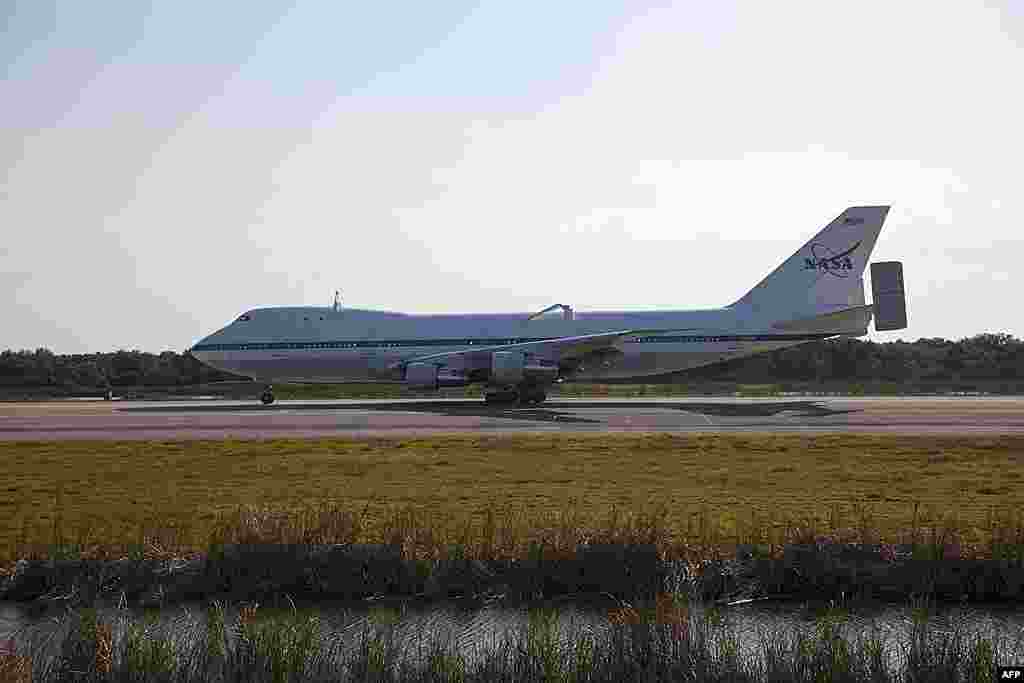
left=190, top=333, right=833, bottom=353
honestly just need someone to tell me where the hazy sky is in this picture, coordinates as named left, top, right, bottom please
left=3, top=1, right=1022, bottom=353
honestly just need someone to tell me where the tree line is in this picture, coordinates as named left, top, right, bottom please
left=0, top=349, right=238, bottom=392
left=0, top=333, right=1021, bottom=395
left=681, top=332, right=1023, bottom=391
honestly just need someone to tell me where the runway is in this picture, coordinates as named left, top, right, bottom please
left=1, top=396, right=1023, bottom=440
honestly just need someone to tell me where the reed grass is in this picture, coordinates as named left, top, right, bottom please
left=6, top=496, right=1024, bottom=613
left=7, top=595, right=1022, bottom=681
left=6, top=492, right=1024, bottom=577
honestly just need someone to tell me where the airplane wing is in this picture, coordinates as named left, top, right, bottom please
left=393, top=330, right=640, bottom=376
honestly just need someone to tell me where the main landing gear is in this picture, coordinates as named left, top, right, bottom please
left=260, top=387, right=275, bottom=405
left=484, top=388, right=547, bottom=406
left=519, top=388, right=547, bottom=406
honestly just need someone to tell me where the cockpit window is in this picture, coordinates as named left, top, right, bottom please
left=236, top=314, right=251, bottom=322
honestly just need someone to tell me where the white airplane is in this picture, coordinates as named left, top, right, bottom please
left=191, top=206, right=906, bottom=405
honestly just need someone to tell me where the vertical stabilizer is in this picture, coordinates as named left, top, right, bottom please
left=731, top=206, right=890, bottom=325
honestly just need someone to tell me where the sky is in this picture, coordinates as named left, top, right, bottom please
left=2, top=1, right=1022, bottom=353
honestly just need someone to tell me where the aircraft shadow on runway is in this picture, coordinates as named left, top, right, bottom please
left=122, top=400, right=859, bottom=424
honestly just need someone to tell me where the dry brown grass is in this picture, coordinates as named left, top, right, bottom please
left=0, top=637, right=30, bottom=683
left=3, top=434, right=1024, bottom=564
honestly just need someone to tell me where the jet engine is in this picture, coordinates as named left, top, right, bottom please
left=490, top=351, right=558, bottom=386
left=491, top=351, right=524, bottom=385
left=404, top=363, right=470, bottom=390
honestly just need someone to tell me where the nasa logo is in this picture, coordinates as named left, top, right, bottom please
left=803, top=241, right=861, bottom=278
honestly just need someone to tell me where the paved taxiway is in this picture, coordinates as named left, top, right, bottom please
left=1, top=396, right=1022, bottom=440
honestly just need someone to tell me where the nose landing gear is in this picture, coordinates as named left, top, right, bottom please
left=260, top=387, right=275, bottom=405
left=484, top=390, right=515, bottom=406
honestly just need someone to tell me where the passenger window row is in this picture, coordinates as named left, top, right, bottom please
left=193, top=338, right=548, bottom=352
left=193, top=334, right=832, bottom=353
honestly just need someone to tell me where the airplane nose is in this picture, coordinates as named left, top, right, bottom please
left=189, top=334, right=219, bottom=368
left=190, top=319, right=245, bottom=375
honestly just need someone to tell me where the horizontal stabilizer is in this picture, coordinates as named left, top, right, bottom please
left=770, top=305, right=873, bottom=335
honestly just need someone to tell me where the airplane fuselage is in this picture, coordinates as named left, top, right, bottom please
left=190, top=305, right=839, bottom=384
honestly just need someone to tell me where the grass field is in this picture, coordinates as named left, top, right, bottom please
left=3, top=434, right=1024, bottom=564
